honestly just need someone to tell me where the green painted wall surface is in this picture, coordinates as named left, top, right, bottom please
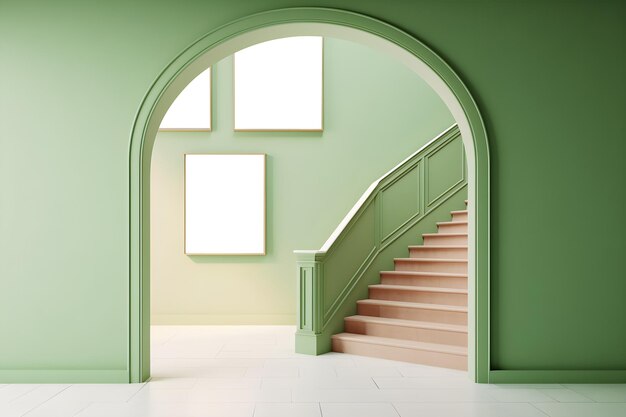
left=1, top=0, right=625, bottom=377
left=150, top=38, right=454, bottom=325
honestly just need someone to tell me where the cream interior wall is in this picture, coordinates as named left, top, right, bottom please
left=150, top=37, right=454, bottom=324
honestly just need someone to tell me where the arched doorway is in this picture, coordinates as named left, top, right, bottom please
left=128, top=7, right=490, bottom=383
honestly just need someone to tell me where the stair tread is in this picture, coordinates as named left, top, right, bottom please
left=422, top=233, right=467, bottom=237
left=332, top=333, right=468, bottom=356
left=380, top=271, right=467, bottom=277
left=369, top=284, right=468, bottom=294
left=394, top=258, right=467, bottom=262
left=437, top=221, right=468, bottom=225
left=357, top=299, right=468, bottom=312
left=345, top=315, right=468, bottom=333
left=450, top=210, right=468, bottom=214
left=407, top=245, right=468, bottom=249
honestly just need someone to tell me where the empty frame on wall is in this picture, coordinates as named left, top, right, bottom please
left=185, top=154, right=266, bottom=255
left=234, top=36, right=323, bottom=131
left=159, top=68, right=212, bottom=131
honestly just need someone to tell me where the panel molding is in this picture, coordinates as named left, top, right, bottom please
left=424, top=134, right=466, bottom=208
left=489, top=370, right=626, bottom=384
left=0, top=370, right=129, bottom=384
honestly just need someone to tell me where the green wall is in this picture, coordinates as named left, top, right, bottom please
left=150, top=38, right=453, bottom=325
left=1, top=0, right=625, bottom=380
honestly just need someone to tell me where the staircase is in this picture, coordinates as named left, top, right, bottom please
left=331, top=201, right=468, bottom=370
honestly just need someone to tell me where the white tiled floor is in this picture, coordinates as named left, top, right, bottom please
left=1, top=325, right=625, bottom=416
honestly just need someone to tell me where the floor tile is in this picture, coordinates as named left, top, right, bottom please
left=24, top=397, right=91, bottom=417
left=321, top=403, right=400, bottom=417
left=373, top=376, right=477, bottom=389
left=395, top=402, right=549, bottom=417
left=263, top=376, right=377, bottom=390
left=336, top=367, right=401, bottom=378
left=299, top=366, right=338, bottom=378
left=53, top=383, right=145, bottom=403
left=563, top=384, right=626, bottom=402
left=533, top=402, right=626, bottom=417
left=381, top=388, right=495, bottom=403
left=190, top=388, right=290, bottom=403
left=147, top=377, right=198, bottom=389
left=396, top=365, right=467, bottom=378
left=128, top=386, right=192, bottom=404
left=75, top=402, right=255, bottom=417
left=293, top=388, right=385, bottom=403
left=195, top=378, right=262, bottom=389
left=0, top=385, right=68, bottom=417
left=0, top=384, right=40, bottom=403
left=537, top=388, right=594, bottom=402
left=254, top=403, right=321, bottom=417
left=245, top=367, right=299, bottom=378
left=484, top=388, right=557, bottom=403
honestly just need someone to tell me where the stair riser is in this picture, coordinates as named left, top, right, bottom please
left=380, top=274, right=467, bottom=289
left=423, top=235, right=467, bottom=245
left=394, top=260, right=467, bottom=274
left=358, top=304, right=467, bottom=325
left=452, top=212, right=468, bottom=222
left=437, top=223, right=468, bottom=233
left=369, top=288, right=467, bottom=306
left=332, top=338, right=467, bottom=371
left=409, top=247, right=467, bottom=259
left=345, top=320, right=468, bottom=346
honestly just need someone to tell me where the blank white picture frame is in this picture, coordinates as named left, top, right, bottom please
left=159, top=67, right=212, bottom=131
left=185, top=154, right=266, bottom=255
left=234, top=36, right=323, bottom=131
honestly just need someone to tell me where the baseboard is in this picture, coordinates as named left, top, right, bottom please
left=0, top=369, right=129, bottom=383
left=151, top=314, right=296, bottom=325
left=489, top=370, right=626, bottom=383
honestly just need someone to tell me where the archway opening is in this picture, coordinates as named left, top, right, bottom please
left=129, top=9, right=489, bottom=383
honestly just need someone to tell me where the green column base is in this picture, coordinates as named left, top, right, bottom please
left=295, top=331, right=331, bottom=355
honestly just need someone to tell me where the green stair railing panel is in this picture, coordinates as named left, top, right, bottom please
left=295, top=124, right=467, bottom=355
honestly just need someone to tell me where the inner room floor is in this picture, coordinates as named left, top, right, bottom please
left=1, top=326, right=625, bottom=417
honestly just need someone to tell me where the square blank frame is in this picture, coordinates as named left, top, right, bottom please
left=234, top=36, right=323, bottom=131
left=159, top=67, right=212, bottom=131
left=185, top=154, right=266, bottom=255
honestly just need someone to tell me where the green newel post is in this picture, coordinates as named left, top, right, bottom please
left=294, top=251, right=326, bottom=355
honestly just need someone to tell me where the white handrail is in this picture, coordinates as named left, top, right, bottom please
left=294, top=123, right=458, bottom=255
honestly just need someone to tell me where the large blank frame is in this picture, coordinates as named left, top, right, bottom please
left=159, top=67, right=212, bottom=131
left=185, top=154, right=266, bottom=255
left=234, top=36, right=323, bottom=131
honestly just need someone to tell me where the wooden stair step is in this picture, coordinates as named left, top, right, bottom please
left=436, top=220, right=468, bottom=233
left=394, top=258, right=467, bottom=273
left=332, top=333, right=468, bottom=370
left=408, top=245, right=467, bottom=259
left=369, top=284, right=468, bottom=294
left=450, top=210, right=468, bottom=222
left=357, top=299, right=467, bottom=324
left=369, top=284, right=467, bottom=305
left=380, top=271, right=467, bottom=288
left=344, top=315, right=468, bottom=346
left=422, top=233, right=468, bottom=245
left=345, top=315, right=468, bottom=333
